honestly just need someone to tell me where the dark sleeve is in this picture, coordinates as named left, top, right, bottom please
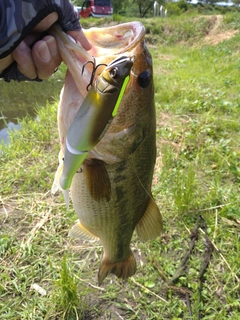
left=0, top=0, right=81, bottom=59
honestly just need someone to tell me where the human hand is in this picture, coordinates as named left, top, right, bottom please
left=0, top=1, right=91, bottom=81
left=11, top=13, right=91, bottom=80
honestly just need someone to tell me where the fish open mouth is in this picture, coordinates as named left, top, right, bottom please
left=49, top=21, right=145, bottom=110
left=49, top=21, right=146, bottom=164
left=49, top=22, right=146, bottom=190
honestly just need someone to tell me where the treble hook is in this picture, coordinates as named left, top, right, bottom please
left=82, top=57, right=107, bottom=91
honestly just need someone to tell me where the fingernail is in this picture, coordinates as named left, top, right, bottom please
left=46, top=37, right=58, bottom=56
left=18, top=41, right=28, bottom=51
left=37, top=42, right=51, bottom=62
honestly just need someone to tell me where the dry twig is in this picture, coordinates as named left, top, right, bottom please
left=24, top=209, right=52, bottom=245
left=129, top=277, right=167, bottom=303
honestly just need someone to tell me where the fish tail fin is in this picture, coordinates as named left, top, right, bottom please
left=98, top=250, right=136, bottom=286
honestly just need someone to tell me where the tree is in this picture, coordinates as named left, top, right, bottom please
left=111, top=0, right=128, bottom=14
left=132, top=0, right=155, bottom=17
left=71, top=0, right=82, bottom=6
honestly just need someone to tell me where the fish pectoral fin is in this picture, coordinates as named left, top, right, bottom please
left=69, top=221, right=99, bottom=242
left=98, top=250, right=136, bottom=286
left=83, top=159, right=111, bottom=202
left=136, top=197, right=163, bottom=242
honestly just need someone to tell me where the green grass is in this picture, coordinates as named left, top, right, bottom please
left=1, top=13, right=240, bottom=319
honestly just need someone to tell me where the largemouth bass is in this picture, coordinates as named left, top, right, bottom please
left=51, top=22, right=162, bottom=286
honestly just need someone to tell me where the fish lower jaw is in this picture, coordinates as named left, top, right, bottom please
left=98, top=250, right=136, bottom=286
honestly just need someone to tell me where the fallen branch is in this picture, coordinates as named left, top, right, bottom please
left=24, top=209, right=52, bottom=245
left=171, top=216, right=200, bottom=283
left=170, top=215, right=214, bottom=320
left=129, top=277, right=167, bottom=303
left=197, top=216, right=214, bottom=320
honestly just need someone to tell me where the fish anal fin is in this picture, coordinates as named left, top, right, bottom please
left=69, top=220, right=98, bottom=242
left=136, top=197, right=163, bottom=242
left=83, top=159, right=111, bottom=202
left=98, top=250, right=136, bottom=286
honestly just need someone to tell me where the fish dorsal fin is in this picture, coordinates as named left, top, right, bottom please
left=83, top=159, right=111, bottom=202
left=69, top=220, right=98, bottom=242
left=136, top=197, right=163, bottom=242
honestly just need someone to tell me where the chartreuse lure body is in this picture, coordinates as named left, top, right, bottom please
left=59, top=55, right=134, bottom=190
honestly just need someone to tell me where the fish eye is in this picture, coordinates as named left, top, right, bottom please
left=138, top=70, right=152, bottom=88
left=110, top=67, right=119, bottom=78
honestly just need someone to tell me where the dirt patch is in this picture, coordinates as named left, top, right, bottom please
left=203, top=15, right=238, bottom=45
left=204, top=29, right=238, bottom=45
left=0, top=200, right=25, bottom=236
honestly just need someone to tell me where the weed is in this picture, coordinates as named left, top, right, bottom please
left=49, top=257, right=86, bottom=319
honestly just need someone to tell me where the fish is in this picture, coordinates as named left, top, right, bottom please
left=50, top=22, right=163, bottom=286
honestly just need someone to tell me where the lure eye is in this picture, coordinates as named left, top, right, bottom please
left=138, top=70, right=152, bottom=88
left=110, top=67, right=119, bottom=78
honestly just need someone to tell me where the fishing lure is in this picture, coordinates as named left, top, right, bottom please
left=59, top=55, right=135, bottom=190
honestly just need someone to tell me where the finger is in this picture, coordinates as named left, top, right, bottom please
left=33, top=12, right=58, bottom=32
left=12, top=41, right=37, bottom=79
left=0, top=55, right=14, bottom=73
left=68, top=29, right=92, bottom=51
left=32, top=36, right=62, bottom=80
